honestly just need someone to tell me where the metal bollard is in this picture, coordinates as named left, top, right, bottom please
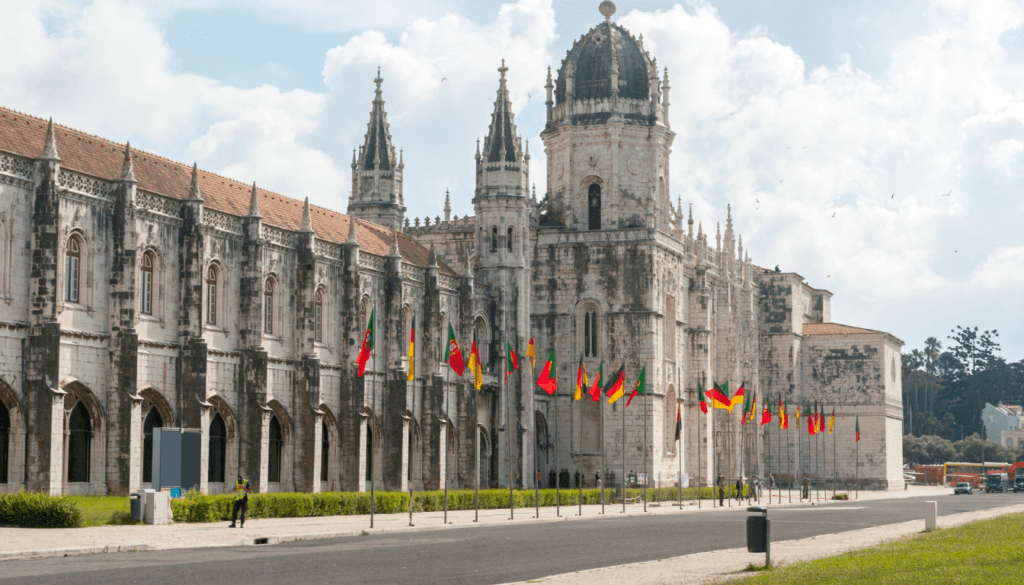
left=925, top=501, right=937, bottom=532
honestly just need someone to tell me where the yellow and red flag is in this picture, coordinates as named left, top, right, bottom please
left=537, top=350, right=557, bottom=395
left=782, top=399, right=789, bottom=430
left=748, top=393, right=757, bottom=424
left=467, top=340, right=483, bottom=390
left=731, top=383, right=746, bottom=414
left=526, top=338, right=536, bottom=375
left=705, top=382, right=731, bottom=411
left=829, top=408, right=835, bottom=435
left=406, top=314, right=415, bottom=382
left=795, top=404, right=801, bottom=431
left=574, top=355, right=588, bottom=400
left=589, top=363, right=603, bottom=402
left=605, top=363, right=625, bottom=404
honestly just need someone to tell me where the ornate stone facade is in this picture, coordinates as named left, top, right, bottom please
left=0, top=4, right=903, bottom=496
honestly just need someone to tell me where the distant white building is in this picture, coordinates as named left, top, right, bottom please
left=982, top=403, right=1024, bottom=443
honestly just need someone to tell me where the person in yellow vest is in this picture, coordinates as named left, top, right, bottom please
left=229, top=475, right=251, bottom=528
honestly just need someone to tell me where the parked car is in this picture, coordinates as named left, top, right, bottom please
left=954, top=482, right=973, bottom=495
left=1014, top=476, right=1024, bottom=493
left=986, top=473, right=1009, bottom=493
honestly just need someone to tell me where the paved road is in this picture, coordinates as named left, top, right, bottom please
left=1, top=493, right=1020, bottom=585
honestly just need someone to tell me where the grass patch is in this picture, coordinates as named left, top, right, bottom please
left=742, top=563, right=774, bottom=572
left=732, top=512, right=1024, bottom=583
left=63, top=496, right=131, bottom=527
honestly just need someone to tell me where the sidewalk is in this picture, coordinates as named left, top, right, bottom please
left=0, top=485, right=953, bottom=561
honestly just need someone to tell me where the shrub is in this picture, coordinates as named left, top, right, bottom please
left=832, top=493, right=849, bottom=500
left=0, top=490, right=84, bottom=528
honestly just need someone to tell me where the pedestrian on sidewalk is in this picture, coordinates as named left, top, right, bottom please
left=574, top=470, right=581, bottom=488
left=735, top=477, right=743, bottom=502
left=717, top=474, right=724, bottom=506
left=229, top=475, right=251, bottom=528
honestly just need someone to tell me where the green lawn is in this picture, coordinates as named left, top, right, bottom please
left=734, top=512, right=1024, bottom=583
left=63, top=496, right=133, bottom=527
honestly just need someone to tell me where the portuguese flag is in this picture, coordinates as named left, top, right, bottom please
left=589, top=363, right=603, bottom=402
left=625, top=366, right=646, bottom=408
left=760, top=396, right=772, bottom=426
left=444, top=324, right=465, bottom=376
left=674, top=401, right=682, bottom=442
left=699, top=380, right=708, bottom=415
left=856, top=415, right=861, bottom=442
left=740, top=391, right=750, bottom=426
left=605, top=363, right=625, bottom=404
left=505, top=342, right=519, bottom=383
left=537, top=350, right=557, bottom=395
left=357, top=309, right=374, bottom=377
left=808, top=404, right=816, bottom=436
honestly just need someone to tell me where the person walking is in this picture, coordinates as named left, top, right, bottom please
left=229, top=475, right=251, bottom=528
left=717, top=474, right=725, bottom=506
left=802, top=475, right=810, bottom=500
left=735, top=477, right=743, bottom=502
left=574, top=470, right=581, bottom=488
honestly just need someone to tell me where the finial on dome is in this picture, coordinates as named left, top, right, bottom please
left=499, top=58, right=508, bottom=81
left=599, top=1, right=616, bottom=21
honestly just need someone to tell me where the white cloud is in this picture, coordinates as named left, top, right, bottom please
left=970, top=246, right=1024, bottom=290
left=988, top=139, right=1024, bottom=178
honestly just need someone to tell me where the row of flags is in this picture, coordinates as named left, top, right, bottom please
left=357, top=312, right=862, bottom=443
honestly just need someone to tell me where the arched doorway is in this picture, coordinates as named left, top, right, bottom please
left=268, top=416, right=283, bottom=483
left=142, top=408, right=163, bottom=484
left=446, top=422, right=458, bottom=488
left=209, top=413, right=227, bottom=484
left=366, top=424, right=374, bottom=484
left=534, top=411, right=549, bottom=485
left=478, top=428, right=490, bottom=488
left=0, top=399, right=9, bottom=485
left=68, top=403, right=91, bottom=483
left=321, top=420, right=330, bottom=483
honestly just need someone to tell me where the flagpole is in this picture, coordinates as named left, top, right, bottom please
left=697, top=376, right=702, bottom=509
left=643, top=389, right=648, bottom=513
left=505, top=314, right=514, bottom=521
left=787, top=413, right=792, bottom=503
left=767, top=396, right=771, bottom=506
left=410, top=367, right=416, bottom=527
left=677, top=399, right=682, bottom=509
left=856, top=413, right=859, bottom=500
left=474, top=343, right=480, bottom=523
left=601, top=385, right=606, bottom=515
left=371, top=332, right=376, bottom=529
left=555, top=370, right=560, bottom=518
left=833, top=410, right=837, bottom=498
left=621, top=386, right=626, bottom=515
left=444, top=361, right=449, bottom=525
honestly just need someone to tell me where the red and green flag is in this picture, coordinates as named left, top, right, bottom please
left=589, top=363, right=603, bottom=402
left=856, top=415, right=861, bottom=442
left=782, top=399, right=789, bottom=430
left=357, top=309, right=374, bottom=377
left=808, top=404, right=816, bottom=436
left=505, top=342, right=519, bottom=383
left=699, top=380, right=708, bottom=415
left=760, top=396, right=772, bottom=426
left=537, top=350, right=557, bottom=395
left=625, top=366, right=646, bottom=408
left=444, top=324, right=465, bottom=376
left=740, top=390, right=751, bottom=426
left=605, top=363, right=625, bottom=404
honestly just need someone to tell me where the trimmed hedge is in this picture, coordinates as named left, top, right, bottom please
left=169, top=485, right=746, bottom=523
left=0, top=490, right=84, bottom=528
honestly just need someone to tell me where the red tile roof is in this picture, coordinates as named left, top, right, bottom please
left=802, top=322, right=886, bottom=336
left=0, top=106, right=449, bottom=272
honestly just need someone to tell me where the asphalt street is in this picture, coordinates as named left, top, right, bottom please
left=1, top=492, right=1019, bottom=585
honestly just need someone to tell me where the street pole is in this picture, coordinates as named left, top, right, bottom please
left=601, top=390, right=606, bottom=515
left=643, top=393, right=648, bottom=513
left=505, top=315, right=514, bottom=521
left=697, top=382, right=702, bottom=509
left=787, top=420, right=792, bottom=504
left=622, top=391, right=626, bottom=514
left=371, top=341, right=376, bottom=529
left=677, top=398, right=682, bottom=509
left=409, top=372, right=416, bottom=527
left=555, top=379, right=560, bottom=518
left=444, top=364, right=449, bottom=525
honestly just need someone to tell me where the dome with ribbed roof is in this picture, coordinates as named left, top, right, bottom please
left=555, top=20, right=653, bottom=105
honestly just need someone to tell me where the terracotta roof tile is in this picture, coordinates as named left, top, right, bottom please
left=802, top=322, right=886, bottom=336
left=0, top=106, right=451, bottom=273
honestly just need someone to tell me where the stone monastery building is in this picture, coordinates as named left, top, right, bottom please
left=0, top=2, right=904, bottom=497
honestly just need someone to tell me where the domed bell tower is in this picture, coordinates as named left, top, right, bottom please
left=473, top=59, right=532, bottom=487
left=540, top=1, right=674, bottom=232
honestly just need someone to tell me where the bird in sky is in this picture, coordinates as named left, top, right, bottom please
left=942, top=190, right=951, bottom=196
left=780, top=179, right=785, bottom=183
left=441, top=77, right=447, bottom=82
left=891, top=194, right=895, bottom=198
left=756, top=198, right=759, bottom=203
left=832, top=212, right=836, bottom=218
left=785, top=146, right=792, bottom=150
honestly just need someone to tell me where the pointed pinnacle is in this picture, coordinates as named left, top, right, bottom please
left=248, top=182, right=261, bottom=216
left=347, top=214, right=358, bottom=244
left=189, top=163, right=203, bottom=200
left=41, top=117, right=59, bottom=160
left=120, top=142, right=136, bottom=182
left=389, top=228, right=401, bottom=257
left=428, top=243, right=438, bottom=266
left=300, top=197, right=314, bottom=233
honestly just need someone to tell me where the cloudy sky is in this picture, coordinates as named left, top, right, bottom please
left=2, top=0, right=1022, bottom=360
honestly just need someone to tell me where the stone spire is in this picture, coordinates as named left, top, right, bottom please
left=349, top=69, right=406, bottom=232
left=428, top=243, right=437, bottom=266
left=723, top=203, right=736, bottom=259
left=248, top=182, right=261, bottom=217
left=347, top=213, right=358, bottom=244
left=483, top=59, right=522, bottom=164
left=544, top=66, right=554, bottom=123
left=688, top=204, right=694, bottom=238
left=444, top=189, right=451, bottom=223
left=361, top=68, right=397, bottom=172
left=300, top=197, right=314, bottom=233
left=41, top=118, right=59, bottom=160
left=188, top=163, right=203, bottom=200
left=120, top=142, right=136, bottom=182
left=389, top=227, right=401, bottom=257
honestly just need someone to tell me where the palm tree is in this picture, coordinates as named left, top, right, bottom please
left=910, top=349, right=925, bottom=435
left=924, top=337, right=941, bottom=423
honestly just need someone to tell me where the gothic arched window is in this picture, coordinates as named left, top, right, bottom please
left=264, top=278, right=275, bottom=335
left=142, top=408, right=163, bottom=483
left=588, top=184, right=602, bottom=231
left=206, top=266, right=218, bottom=325
left=584, top=309, right=599, bottom=357
left=140, top=251, right=155, bottom=315
left=65, top=235, right=82, bottom=303
left=67, top=402, right=91, bottom=483
left=268, top=416, right=283, bottom=482
left=314, top=289, right=324, bottom=343
left=507, top=226, right=514, bottom=252
left=491, top=226, right=498, bottom=254
left=209, top=413, right=226, bottom=483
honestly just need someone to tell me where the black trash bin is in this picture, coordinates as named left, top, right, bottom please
left=130, top=493, right=143, bottom=523
left=746, top=506, right=770, bottom=566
